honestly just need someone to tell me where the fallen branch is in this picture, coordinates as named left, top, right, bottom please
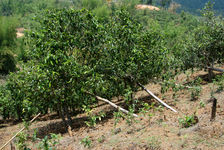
left=0, top=113, right=41, bottom=150
left=137, top=82, right=177, bottom=113
left=86, top=92, right=138, bottom=118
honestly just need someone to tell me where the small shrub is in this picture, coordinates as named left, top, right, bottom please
left=213, top=74, right=224, bottom=92
left=178, top=114, right=198, bottom=128
left=84, top=105, right=106, bottom=127
left=125, top=107, right=136, bottom=126
left=139, top=102, right=155, bottom=115
left=16, top=132, right=29, bottom=150
left=38, top=133, right=61, bottom=150
left=190, top=86, right=201, bottom=101
left=0, top=48, right=16, bottom=74
left=199, top=100, right=205, bottom=108
left=113, top=111, right=124, bottom=127
left=0, top=16, right=17, bottom=74
left=80, top=136, right=92, bottom=148
left=97, top=135, right=105, bottom=143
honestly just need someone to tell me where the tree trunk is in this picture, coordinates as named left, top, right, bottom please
left=57, top=103, right=68, bottom=128
left=63, top=104, right=72, bottom=127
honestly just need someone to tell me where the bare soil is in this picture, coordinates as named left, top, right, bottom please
left=1, top=67, right=224, bottom=150
left=16, top=28, right=24, bottom=38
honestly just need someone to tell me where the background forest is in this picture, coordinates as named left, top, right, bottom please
left=174, top=0, right=224, bottom=15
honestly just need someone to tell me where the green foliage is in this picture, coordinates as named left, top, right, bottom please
left=193, top=2, right=224, bottom=67
left=0, top=48, right=16, bottom=74
left=0, top=16, right=17, bottom=74
left=139, top=102, right=156, bottom=115
left=16, top=125, right=60, bottom=150
left=113, top=111, right=125, bottom=127
left=16, top=132, right=30, bottom=150
left=199, top=100, right=205, bottom=108
left=0, top=0, right=71, bottom=17
left=2, top=1, right=216, bottom=127
left=84, top=107, right=106, bottom=127
left=74, top=0, right=111, bottom=19
left=160, top=0, right=171, bottom=8
left=213, top=74, right=224, bottom=92
left=80, top=136, right=92, bottom=148
left=1, top=7, right=169, bottom=125
left=1, top=64, right=45, bottom=119
left=0, top=85, right=12, bottom=119
left=178, top=114, right=198, bottom=128
left=38, top=134, right=61, bottom=150
left=125, top=107, right=136, bottom=126
left=97, top=135, right=105, bottom=143
left=190, top=87, right=201, bottom=101
left=188, top=78, right=202, bottom=101
left=0, top=16, right=17, bottom=46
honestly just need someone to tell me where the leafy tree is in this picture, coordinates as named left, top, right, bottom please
left=147, top=0, right=153, bottom=5
left=141, top=0, right=153, bottom=5
left=160, top=0, right=171, bottom=8
left=194, top=2, right=224, bottom=67
left=0, top=7, right=169, bottom=129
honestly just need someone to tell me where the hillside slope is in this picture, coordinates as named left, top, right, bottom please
left=1, top=68, right=224, bottom=150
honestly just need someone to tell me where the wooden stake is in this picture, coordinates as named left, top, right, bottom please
left=0, top=113, right=41, bottom=150
left=137, top=82, right=177, bottom=113
left=211, top=98, right=217, bottom=121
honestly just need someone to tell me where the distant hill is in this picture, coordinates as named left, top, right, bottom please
left=174, top=0, right=224, bottom=15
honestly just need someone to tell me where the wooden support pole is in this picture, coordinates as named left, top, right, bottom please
left=210, top=98, right=217, bottom=121
left=0, top=113, right=41, bottom=150
left=95, top=95, right=138, bottom=117
left=137, top=82, right=177, bottom=113
left=86, top=92, right=138, bottom=117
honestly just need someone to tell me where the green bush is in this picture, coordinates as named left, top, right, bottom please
left=193, top=2, right=224, bottom=68
left=178, top=114, right=198, bottom=128
left=0, top=49, right=16, bottom=74
left=0, top=16, right=17, bottom=74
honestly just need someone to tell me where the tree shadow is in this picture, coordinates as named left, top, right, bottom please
left=36, top=115, right=89, bottom=138
left=183, top=72, right=223, bottom=86
left=36, top=107, right=117, bottom=139
left=33, top=94, right=164, bottom=139
left=38, top=113, right=61, bottom=121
